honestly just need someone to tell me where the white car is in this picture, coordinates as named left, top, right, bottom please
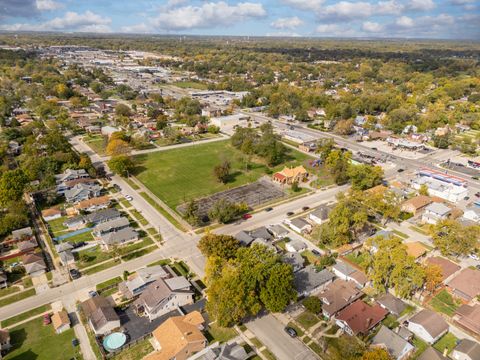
left=125, top=195, right=133, bottom=201
left=469, top=253, right=479, bottom=261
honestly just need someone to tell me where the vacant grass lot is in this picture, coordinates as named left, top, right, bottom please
left=433, top=333, right=458, bottom=355
left=429, top=290, right=462, bottom=317
left=133, top=140, right=310, bottom=210
left=5, top=317, right=80, bottom=360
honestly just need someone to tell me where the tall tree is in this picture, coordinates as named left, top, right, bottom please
left=198, top=233, right=240, bottom=259
left=431, top=219, right=479, bottom=256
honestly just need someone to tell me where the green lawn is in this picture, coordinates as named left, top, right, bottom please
left=47, top=217, right=68, bottom=236
left=344, top=252, right=368, bottom=271
left=0, top=289, right=36, bottom=308
left=121, top=246, right=156, bottom=261
left=133, top=140, right=310, bottom=210
left=77, top=245, right=112, bottom=269
left=112, top=338, right=154, bottom=360
left=206, top=322, right=238, bottom=344
left=139, top=192, right=187, bottom=231
left=172, top=81, right=208, bottom=90
left=412, top=336, right=428, bottom=359
left=130, top=209, right=149, bottom=226
left=300, top=250, right=321, bottom=265
left=85, top=137, right=107, bottom=155
left=147, top=259, right=171, bottom=267
left=0, top=286, right=20, bottom=298
left=433, top=333, right=458, bottom=355
left=63, top=230, right=93, bottom=243
left=82, top=260, right=119, bottom=275
left=295, top=311, right=320, bottom=330
left=96, top=276, right=122, bottom=292
left=1, top=304, right=51, bottom=328
left=5, top=317, right=81, bottom=360
left=429, top=290, right=462, bottom=317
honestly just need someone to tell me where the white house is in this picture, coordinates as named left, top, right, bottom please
left=421, top=203, right=451, bottom=225
left=286, top=218, right=312, bottom=233
left=452, top=339, right=480, bottom=360
left=407, top=310, right=449, bottom=344
left=412, top=171, right=468, bottom=203
left=285, top=240, right=307, bottom=253
left=462, top=207, right=480, bottom=223
left=308, top=206, right=330, bottom=225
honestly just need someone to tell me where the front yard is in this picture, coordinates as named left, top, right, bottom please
left=429, top=290, right=462, bottom=317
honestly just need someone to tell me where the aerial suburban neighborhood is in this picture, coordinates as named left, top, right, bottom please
left=0, top=2, right=479, bottom=360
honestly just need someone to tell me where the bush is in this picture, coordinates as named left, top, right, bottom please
left=303, top=296, right=322, bottom=314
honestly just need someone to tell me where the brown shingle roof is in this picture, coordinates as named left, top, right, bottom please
left=41, top=207, right=62, bottom=218
left=454, top=304, right=480, bottom=335
left=335, top=300, right=388, bottom=335
left=405, top=242, right=427, bottom=259
left=448, top=268, right=480, bottom=300
left=74, top=195, right=110, bottom=210
left=80, top=296, right=113, bottom=318
left=425, top=257, right=460, bottom=281
left=409, top=309, right=448, bottom=339
left=319, top=279, right=362, bottom=316
left=52, top=310, right=70, bottom=330
left=401, top=196, right=432, bottom=212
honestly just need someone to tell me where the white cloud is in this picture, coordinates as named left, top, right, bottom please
left=266, top=31, right=301, bottom=37
left=362, top=21, right=384, bottom=32
left=121, top=23, right=152, bottom=34
left=36, top=0, right=63, bottom=11
left=316, top=24, right=342, bottom=33
left=270, top=16, right=304, bottom=30
left=282, top=0, right=324, bottom=11
left=318, top=0, right=403, bottom=22
left=150, top=2, right=266, bottom=31
left=396, top=15, right=414, bottom=27
left=408, top=0, right=435, bottom=11
left=0, top=11, right=112, bottom=33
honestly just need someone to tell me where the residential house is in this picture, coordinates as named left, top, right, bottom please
left=146, top=311, right=206, bottom=360
left=335, top=300, right=388, bottom=336
left=294, top=266, right=335, bottom=297
left=0, top=271, right=7, bottom=289
left=405, top=242, right=428, bottom=260
left=452, top=339, right=480, bottom=360
left=22, top=253, right=47, bottom=276
left=447, top=268, right=480, bottom=301
left=57, top=177, right=96, bottom=195
left=401, top=196, right=433, bottom=215
left=308, top=206, right=331, bottom=225
left=249, top=227, right=273, bottom=242
left=272, top=166, right=308, bottom=185
left=425, top=257, right=460, bottom=281
left=0, top=329, right=11, bottom=353
left=417, top=347, right=448, bottom=360
left=319, top=279, right=363, bottom=318
left=189, top=341, right=249, bottom=360
left=268, top=224, right=289, bottom=239
left=134, top=276, right=194, bottom=321
left=74, top=195, right=111, bottom=213
left=101, top=126, right=120, bottom=138
left=453, top=304, right=480, bottom=336
left=286, top=218, right=312, bottom=233
left=51, top=310, right=71, bottom=334
left=372, top=326, right=415, bottom=360
left=81, top=296, right=120, bottom=335
left=99, top=227, right=138, bottom=249
left=92, top=217, right=130, bottom=237
left=118, top=265, right=169, bottom=299
left=251, top=238, right=276, bottom=252
left=285, top=240, right=307, bottom=253
left=462, top=206, right=480, bottom=223
left=422, top=203, right=452, bottom=225
left=376, top=293, right=406, bottom=316
left=41, top=208, right=62, bottom=221
left=407, top=309, right=449, bottom=344
left=12, top=227, right=33, bottom=241
left=17, top=238, right=38, bottom=253
left=283, top=253, right=305, bottom=273
left=234, top=231, right=255, bottom=247
left=64, top=209, right=122, bottom=230
left=59, top=250, right=75, bottom=266
left=332, top=261, right=368, bottom=288
left=55, top=242, right=74, bottom=254
left=55, top=169, right=89, bottom=184
left=64, top=183, right=102, bottom=203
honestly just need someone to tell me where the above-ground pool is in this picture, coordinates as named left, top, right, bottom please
left=103, top=332, right=127, bottom=352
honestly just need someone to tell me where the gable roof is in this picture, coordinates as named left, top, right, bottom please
left=425, top=202, right=451, bottom=216
left=320, top=279, right=362, bottom=316
left=454, top=339, right=480, bottom=360
left=409, top=309, right=448, bottom=339
left=401, top=195, right=432, bottom=211
left=376, top=293, right=406, bottom=316
left=52, top=310, right=70, bottom=330
left=447, top=268, right=480, bottom=300
left=277, top=166, right=307, bottom=178
left=99, top=227, right=138, bottom=245
left=75, top=195, right=110, bottom=210
left=234, top=231, right=254, bottom=246
left=425, top=257, right=460, bottom=281
left=454, top=304, right=480, bottom=335
left=417, top=347, right=448, bottom=360
left=372, top=326, right=414, bottom=360
left=294, top=266, right=334, bottom=295
left=336, top=300, right=388, bottom=335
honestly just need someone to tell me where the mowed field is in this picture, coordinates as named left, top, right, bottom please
left=133, top=140, right=311, bottom=210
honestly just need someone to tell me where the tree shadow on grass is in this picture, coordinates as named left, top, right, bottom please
left=7, top=349, right=37, bottom=360
left=9, top=328, right=27, bottom=352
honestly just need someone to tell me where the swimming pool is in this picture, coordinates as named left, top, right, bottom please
left=103, top=332, right=127, bottom=352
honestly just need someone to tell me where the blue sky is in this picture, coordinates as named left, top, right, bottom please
left=0, top=0, right=479, bottom=39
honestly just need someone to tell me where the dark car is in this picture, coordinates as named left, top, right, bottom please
left=302, top=206, right=310, bottom=211
left=242, top=214, right=252, bottom=220
left=475, top=192, right=480, bottom=198
left=397, top=168, right=405, bottom=173
left=311, top=249, right=321, bottom=256
left=72, top=338, right=79, bottom=347
left=43, top=313, right=51, bottom=325
left=473, top=176, right=479, bottom=180
left=73, top=241, right=86, bottom=249
left=371, top=147, right=378, bottom=151
left=265, top=207, right=273, bottom=212
left=476, top=264, right=480, bottom=270
left=284, top=327, right=297, bottom=338
left=88, top=290, right=98, bottom=298
left=464, top=196, right=470, bottom=201
left=69, top=269, right=81, bottom=280
left=286, top=211, right=294, bottom=216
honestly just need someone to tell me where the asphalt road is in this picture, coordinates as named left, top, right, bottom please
left=246, top=314, right=319, bottom=360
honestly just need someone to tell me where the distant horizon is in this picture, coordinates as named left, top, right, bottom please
left=0, top=1, right=479, bottom=41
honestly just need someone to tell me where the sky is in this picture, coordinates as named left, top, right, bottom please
left=0, top=0, right=479, bottom=40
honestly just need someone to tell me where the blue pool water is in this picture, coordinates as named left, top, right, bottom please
left=103, top=332, right=127, bottom=352
left=54, top=227, right=92, bottom=242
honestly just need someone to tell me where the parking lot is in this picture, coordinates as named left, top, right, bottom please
left=360, top=140, right=434, bottom=159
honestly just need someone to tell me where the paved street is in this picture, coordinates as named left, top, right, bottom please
left=246, top=314, right=319, bottom=360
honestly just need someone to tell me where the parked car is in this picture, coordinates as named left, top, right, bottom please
left=469, top=253, right=479, bottom=261
left=113, top=184, right=121, bottom=191
left=475, top=192, right=480, bottom=198
left=284, top=327, right=297, bottom=338
left=242, top=214, right=252, bottom=220
left=265, top=207, right=273, bottom=212
left=286, top=212, right=294, bottom=216
left=125, top=195, right=133, bottom=201
left=464, top=196, right=470, bottom=200
left=397, top=168, right=405, bottom=173
left=302, top=206, right=310, bottom=211
left=88, top=291, right=98, bottom=298
left=311, top=249, right=321, bottom=256
left=72, top=338, right=79, bottom=347
left=472, top=176, right=479, bottom=180
left=43, top=313, right=51, bottom=325
left=69, top=269, right=81, bottom=280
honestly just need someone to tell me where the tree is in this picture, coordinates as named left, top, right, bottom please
left=419, top=184, right=429, bottom=196
left=106, top=139, right=130, bottom=156
left=115, top=103, right=132, bottom=117
left=0, top=169, right=28, bottom=206
left=198, top=233, right=240, bottom=259
left=302, top=296, right=322, bottom=314
left=110, top=244, right=122, bottom=262
left=348, top=164, right=384, bottom=191
left=260, top=262, right=296, bottom=313
left=123, top=270, right=130, bottom=280
left=213, top=160, right=231, bottom=184
left=431, top=219, right=479, bottom=256
left=208, top=199, right=244, bottom=224
left=184, top=199, right=200, bottom=225
left=424, top=264, right=443, bottom=294
left=291, top=180, right=300, bottom=192
left=108, top=155, right=134, bottom=176
left=325, top=150, right=351, bottom=185
left=361, top=348, right=392, bottom=360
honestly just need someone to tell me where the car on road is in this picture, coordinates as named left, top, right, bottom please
left=475, top=192, right=480, bottom=198
left=72, top=338, right=79, bottom=347
left=106, top=176, right=112, bottom=181
left=469, top=253, right=479, bottom=261
left=242, top=214, right=252, bottom=220
left=473, top=176, right=479, bottom=180
left=113, top=184, right=121, bottom=191
left=43, top=313, right=51, bottom=325
left=265, top=207, right=273, bottom=212
left=289, top=126, right=295, bottom=130
left=88, top=291, right=98, bottom=298
left=286, top=211, right=294, bottom=216
left=302, top=206, right=310, bottom=211
left=371, top=147, right=378, bottom=151
left=397, top=168, right=405, bottom=173
left=311, top=249, right=321, bottom=256
left=464, top=196, right=470, bottom=201
left=284, top=327, right=297, bottom=338
left=125, top=195, right=133, bottom=201
left=69, top=269, right=81, bottom=280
